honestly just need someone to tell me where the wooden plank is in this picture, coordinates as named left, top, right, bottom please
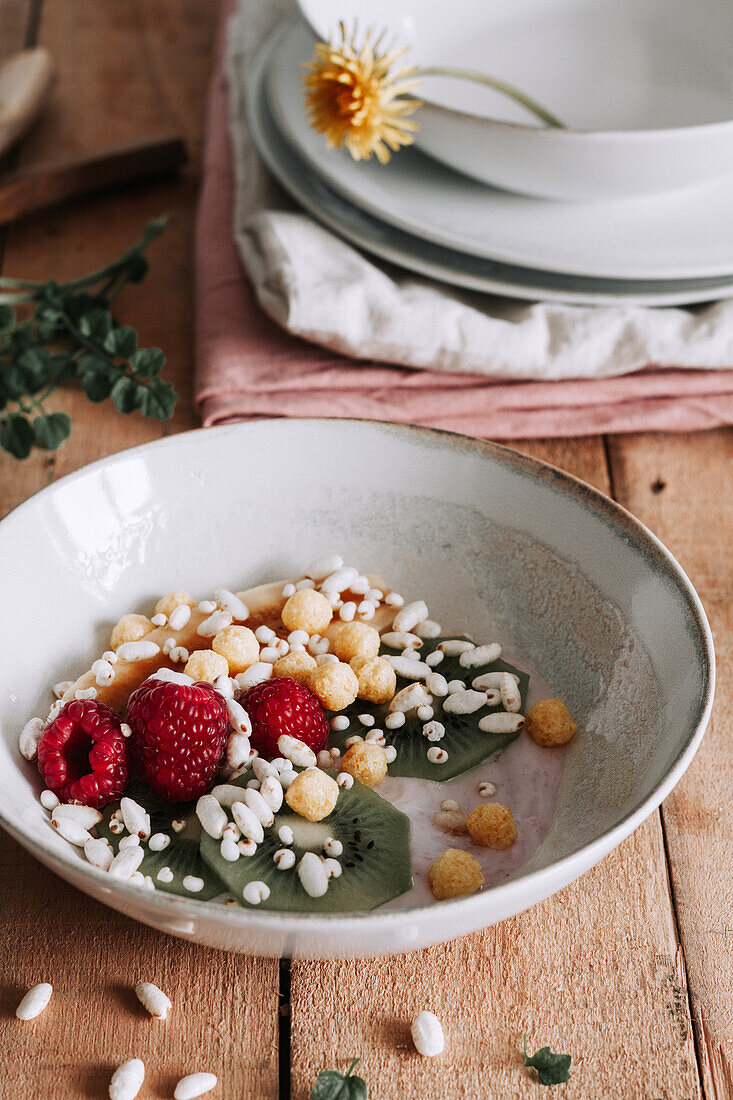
left=0, top=835, right=278, bottom=1100
left=289, top=437, right=702, bottom=1099
left=607, top=428, right=733, bottom=1099
left=0, top=1, right=281, bottom=1096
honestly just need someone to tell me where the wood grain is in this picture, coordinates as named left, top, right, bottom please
left=608, top=429, right=733, bottom=1099
left=289, top=439, right=702, bottom=1100
left=0, top=0, right=280, bottom=1097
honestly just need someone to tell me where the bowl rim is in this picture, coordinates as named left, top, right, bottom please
left=294, top=2, right=733, bottom=140
left=0, top=419, right=716, bottom=938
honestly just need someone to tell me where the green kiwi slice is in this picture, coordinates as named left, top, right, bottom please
left=328, top=636, right=529, bottom=781
left=199, top=770, right=412, bottom=912
left=98, top=781, right=226, bottom=901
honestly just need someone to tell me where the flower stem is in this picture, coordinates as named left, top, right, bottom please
left=417, top=66, right=563, bottom=128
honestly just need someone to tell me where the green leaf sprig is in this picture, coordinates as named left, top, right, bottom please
left=523, top=1035, right=572, bottom=1087
left=311, top=1058, right=367, bottom=1100
left=0, top=216, right=178, bottom=458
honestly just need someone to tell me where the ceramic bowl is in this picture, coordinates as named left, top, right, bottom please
left=0, top=421, right=714, bottom=958
left=297, top=0, right=733, bottom=201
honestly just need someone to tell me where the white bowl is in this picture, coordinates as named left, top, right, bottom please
left=297, top=0, right=733, bottom=201
left=0, top=421, right=714, bottom=958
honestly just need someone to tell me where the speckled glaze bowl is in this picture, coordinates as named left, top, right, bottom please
left=0, top=421, right=714, bottom=958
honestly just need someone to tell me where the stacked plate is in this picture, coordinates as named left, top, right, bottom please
left=247, top=2, right=733, bottom=307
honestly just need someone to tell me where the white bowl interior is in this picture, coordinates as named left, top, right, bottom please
left=299, top=0, right=733, bottom=130
left=0, top=422, right=712, bottom=956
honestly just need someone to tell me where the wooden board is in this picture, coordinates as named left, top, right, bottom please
left=607, top=429, right=733, bottom=1099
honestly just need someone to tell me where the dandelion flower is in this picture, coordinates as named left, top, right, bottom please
left=302, top=23, right=422, bottom=164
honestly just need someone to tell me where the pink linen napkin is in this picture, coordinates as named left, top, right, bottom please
left=195, top=0, right=733, bottom=438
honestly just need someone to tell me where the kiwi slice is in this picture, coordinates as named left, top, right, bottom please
left=329, top=636, right=529, bottom=781
left=98, top=781, right=226, bottom=901
left=199, top=771, right=412, bottom=912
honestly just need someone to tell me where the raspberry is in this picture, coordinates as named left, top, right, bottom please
left=127, top=677, right=228, bottom=802
left=37, top=699, right=130, bottom=809
left=243, top=677, right=329, bottom=759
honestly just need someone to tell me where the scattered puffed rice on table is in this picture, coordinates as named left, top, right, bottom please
left=447, top=679, right=466, bottom=693
left=135, top=981, right=172, bottom=1020
left=365, top=729, right=386, bottom=746
left=324, top=837, right=343, bottom=857
left=425, top=672, right=449, bottom=697
left=15, top=983, right=52, bottom=1020
left=182, top=875, right=205, bottom=893
left=385, top=711, right=406, bottom=730
left=411, top=1010, right=445, bottom=1057
left=214, top=587, right=250, bottom=621
left=479, top=781, right=497, bottom=798
left=236, top=662, right=273, bottom=691
left=384, top=656, right=431, bottom=680
left=116, top=639, right=160, bottom=663
left=423, top=721, right=446, bottom=742
left=415, top=620, right=441, bottom=638
left=120, top=797, right=150, bottom=840
left=118, top=835, right=141, bottom=852
left=384, top=745, right=397, bottom=763
left=220, top=836, right=240, bottom=862
left=109, top=846, right=145, bottom=880
left=52, top=680, right=74, bottom=699
left=278, top=734, right=317, bottom=769
left=109, top=1058, right=145, bottom=1100
left=432, top=806, right=468, bottom=835
left=425, top=650, right=444, bottom=667
left=278, top=824, right=294, bottom=845
left=308, top=553, right=343, bottom=580
left=168, top=603, right=193, bottom=631
left=337, top=772, right=354, bottom=789
left=472, top=671, right=519, bottom=690
left=324, top=858, right=342, bottom=878
left=330, top=715, right=349, bottom=732
left=499, top=671, right=522, bottom=713
left=238, top=839, right=257, bottom=857
left=157, top=867, right=174, bottom=883
left=416, top=705, right=434, bottom=721
left=242, top=787, right=275, bottom=828
left=382, top=631, right=422, bottom=650
left=384, top=591, right=404, bottom=607
left=439, top=639, right=474, bottom=656
left=295, top=578, right=315, bottom=591
left=173, top=1071, right=218, bottom=1100
left=389, top=682, right=432, bottom=713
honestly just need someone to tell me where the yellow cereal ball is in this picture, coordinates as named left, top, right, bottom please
left=183, top=649, right=229, bottom=684
left=285, top=767, right=339, bottom=822
left=350, top=655, right=397, bottom=704
left=308, top=661, right=359, bottom=711
left=154, top=591, right=196, bottom=618
left=212, top=625, right=259, bottom=674
left=341, top=741, right=388, bottom=788
left=281, top=589, right=333, bottom=635
left=466, top=802, right=517, bottom=849
left=428, top=848, right=484, bottom=900
left=525, top=698, right=577, bottom=747
left=273, top=650, right=318, bottom=684
left=332, top=622, right=380, bottom=663
left=110, top=613, right=154, bottom=651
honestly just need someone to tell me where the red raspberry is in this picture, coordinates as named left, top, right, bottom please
left=243, top=677, right=329, bottom=759
left=37, top=699, right=130, bottom=809
left=127, top=677, right=228, bottom=802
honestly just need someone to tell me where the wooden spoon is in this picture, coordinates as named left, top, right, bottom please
left=0, top=47, right=54, bottom=159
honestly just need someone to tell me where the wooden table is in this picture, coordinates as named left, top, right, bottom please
left=0, top=2, right=730, bottom=1096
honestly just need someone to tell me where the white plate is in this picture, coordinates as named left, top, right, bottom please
left=0, top=421, right=714, bottom=957
left=250, top=31, right=733, bottom=307
left=297, top=0, right=733, bottom=201
left=269, top=21, right=733, bottom=281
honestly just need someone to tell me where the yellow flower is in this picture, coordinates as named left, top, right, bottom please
left=302, top=23, right=422, bottom=165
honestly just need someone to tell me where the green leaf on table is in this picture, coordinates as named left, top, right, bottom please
left=131, top=346, right=165, bottom=378
left=311, top=1059, right=367, bottom=1100
left=135, top=376, right=177, bottom=419
left=33, top=412, right=72, bottom=450
left=79, top=307, right=114, bottom=344
left=111, top=375, right=138, bottom=413
left=523, top=1036, right=572, bottom=1086
left=79, top=355, right=113, bottom=402
left=104, top=324, right=138, bottom=360
left=0, top=414, right=34, bottom=458
left=17, top=347, right=51, bottom=393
